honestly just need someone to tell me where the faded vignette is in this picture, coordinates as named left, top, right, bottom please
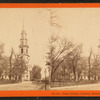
left=0, top=7, right=100, bottom=94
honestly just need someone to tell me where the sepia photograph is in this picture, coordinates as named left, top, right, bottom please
left=0, top=8, right=100, bottom=91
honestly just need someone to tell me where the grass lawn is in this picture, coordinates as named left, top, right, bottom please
left=51, top=80, right=98, bottom=87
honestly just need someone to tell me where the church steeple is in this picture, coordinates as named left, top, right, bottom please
left=19, top=22, right=29, bottom=60
left=18, top=22, right=30, bottom=81
left=22, top=18, right=24, bottom=30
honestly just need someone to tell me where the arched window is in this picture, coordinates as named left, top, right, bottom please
left=21, top=48, right=23, bottom=53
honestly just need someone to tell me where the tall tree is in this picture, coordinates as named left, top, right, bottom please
left=46, top=35, right=75, bottom=81
left=0, top=44, right=9, bottom=79
left=88, top=48, right=92, bottom=80
left=12, top=56, right=27, bottom=81
left=31, top=65, right=41, bottom=80
left=9, top=48, right=15, bottom=80
left=69, top=44, right=82, bottom=81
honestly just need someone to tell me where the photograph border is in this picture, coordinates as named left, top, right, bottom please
left=0, top=3, right=100, bottom=97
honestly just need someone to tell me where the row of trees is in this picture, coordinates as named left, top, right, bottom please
left=0, top=46, right=28, bottom=82
left=0, top=44, right=42, bottom=83
left=46, top=34, right=100, bottom=83
left=45, top=9, right=100, bottom=84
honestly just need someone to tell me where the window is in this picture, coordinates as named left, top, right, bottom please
left=21, top=48, right=23, bottom=53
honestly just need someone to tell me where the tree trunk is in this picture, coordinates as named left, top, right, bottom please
left=9, top=75, right=11, bottom=80
left=15, top=75, right=17, bottom=81
left=73, top=66, right=77, bottom=81
left=88, top=71, right=90, bottom=81
left=19, top=76, right=22, bottom=82
left=1, top=75, right=3, bottom=80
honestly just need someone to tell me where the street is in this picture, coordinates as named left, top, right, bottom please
left=1, top=82, right=100, bottom=90
left=51, top=82, right=100, bottom=90
left=0, top=81, right=44, bottom=90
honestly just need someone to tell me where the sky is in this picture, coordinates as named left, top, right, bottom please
left=0, top=8, right=100, bottom=75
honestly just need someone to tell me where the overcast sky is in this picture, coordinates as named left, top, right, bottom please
left=0, top=8, right=100, bottom=75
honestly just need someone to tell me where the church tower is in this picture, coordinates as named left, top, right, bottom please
left=19, top=24, right=29, bottom=61
left=19, top=23, right=30, bottom=81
